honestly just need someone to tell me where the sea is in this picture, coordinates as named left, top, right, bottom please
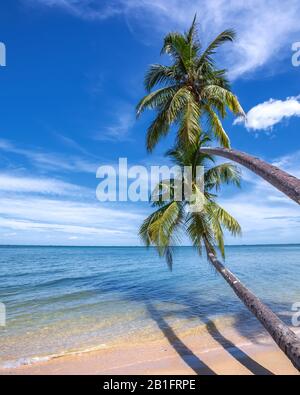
left=0, top=245, right=299, bottom=368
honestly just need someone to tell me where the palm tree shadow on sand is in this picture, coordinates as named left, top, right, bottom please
left=95, top=272, right=282, bottom=374
left=145, top=300, right=273, bottom=375
left=145, top=300, right=216, bottom=375
left=205, top=320, right=273, bottom=375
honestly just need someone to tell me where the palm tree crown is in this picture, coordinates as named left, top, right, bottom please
left=139, top=137, right=241, bottom=269
left=136, top=16, right=244, bottom=152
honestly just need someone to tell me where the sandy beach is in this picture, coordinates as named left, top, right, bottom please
left=1, top=325, right=299, bottom=375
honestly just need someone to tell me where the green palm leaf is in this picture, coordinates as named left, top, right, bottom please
left=136, top=85, right=179, bottom=117
left=204, top=105, right=230, bottom=148
left=139, top=201, right=184, bottom=269
left=144, top=64, right=179, bottom=92
left=208, top=201, right=242, bottom=236
left=203, top=85, right=245, bottom=116
left=177, top=91, right=201, bottom=147
left=198, top=29, right=236, bottom=67
left=205, top=163, right=241, bottom=191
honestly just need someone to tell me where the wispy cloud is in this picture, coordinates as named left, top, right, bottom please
left=0, top=138, right=99, bottom=174
left=234, top=95, right=300, bottom=131
left=53, top=132, right=94, bottom=156
left=272, top=150, right=300, bottom=179
left=26, top=0, right=300, bottom=79
left=0, top=148, right=299, bottom=245
left=94, top=108, right=135, bottom=142
left=222, top=195, right=300, bottom=245
left=0, top=137, right=148, bottom=245
left=27, top=0, right=122, bottom=20
left=0, top=193, right=145, bottom=245
left=0, top=173, right=90, bottom=196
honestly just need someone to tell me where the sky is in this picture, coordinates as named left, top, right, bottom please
left=0, top=0, right=300, bottom=246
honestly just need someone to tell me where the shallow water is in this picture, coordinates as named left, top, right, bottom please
left=0, top=245, right=299, bottom=368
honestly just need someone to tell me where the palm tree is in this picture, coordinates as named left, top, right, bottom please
left=140, top=141, right=300, bottom=371
left=140, top=139, right=241, bottom=267
left=136, top=15, right=244, bottom=152
left=199, top=147, right=300, bottom=205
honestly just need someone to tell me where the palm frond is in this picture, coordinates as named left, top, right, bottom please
left=166, top=86, right=191, bottom=123
left=203, top=85, right=245, bottom=117
left=139, top=201, right=184, bottom=269
left=146, top=107, right=170, bottom=152
left=144, top=64, right=179, bottom=92
left=198, top=29, right=236, bottom=67
left=151, top=177, right=183, bottom=206
left=185, top=14, right=198, bottom=45
left=177, top=91, right=201, bottom=147
left=208, top=201, right=242, bottom=237
left=136, top=85, right=178, bottom=117
left=204, top=105, right=230, bottom=148
left=186, top=211, right=214, bottom=255
left=161, top=31, right=195, bottom=73
left=205, top=163, right=241, bottom=191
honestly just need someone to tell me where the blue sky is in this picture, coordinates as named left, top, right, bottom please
left=0, top=0, right=300, bottom=246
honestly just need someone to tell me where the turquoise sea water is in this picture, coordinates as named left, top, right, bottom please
left=0, top=245, right=299, bottom=368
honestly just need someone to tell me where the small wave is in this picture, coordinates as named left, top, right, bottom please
left=1, top=344, right=108, bottom=370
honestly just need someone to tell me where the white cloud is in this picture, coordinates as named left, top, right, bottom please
left=30, top=0, right=122, bottom=19
left=0, top=195, right=142, bottom=224
left=3, top=232, right=17, bottom=237
left=272, top=150, right=300, bottom=178
left=27, top=0, right=300, bottom=79
left=0, top=138, right=99, bottom=174
left=0, top=160, right=147, bottom=245
left=0, top=173, right=89, bottom=196
left=222, top=196, right=300, bottom=245
left=0, top=194, right=145, bottom=245
left=235, top=95, right=300, bottom=131
left=95, top=112, right=134, bottom=142
left=54, top=132, right=93, bottom=156
left=0, top=217, right=121, bottom=235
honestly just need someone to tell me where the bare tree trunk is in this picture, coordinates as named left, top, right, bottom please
left=204, top=242, right=300, bottom=371
left=199, top=147, right=300, bottom=205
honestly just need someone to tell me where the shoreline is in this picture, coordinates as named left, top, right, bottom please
left=1, top=326, right=299, bottom=375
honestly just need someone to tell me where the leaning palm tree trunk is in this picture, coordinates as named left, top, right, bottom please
left=199, top=147, right=300, bottom=205
left=204, top=241, right=300, bottom=371
left=200, top=147, right=300, bottom=370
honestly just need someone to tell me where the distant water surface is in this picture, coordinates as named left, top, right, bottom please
left=0, top=245, right=299, bottom=368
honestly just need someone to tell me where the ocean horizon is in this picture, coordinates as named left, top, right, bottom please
left=0, top=244, right=299, bottom=369
left=0, top=243, right=300, bottom=247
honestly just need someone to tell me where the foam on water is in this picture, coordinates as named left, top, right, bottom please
left=2, top=344, right=108, bottom=369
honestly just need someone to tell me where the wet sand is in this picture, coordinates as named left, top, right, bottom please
left=1, top=326, right=299, bottom=375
